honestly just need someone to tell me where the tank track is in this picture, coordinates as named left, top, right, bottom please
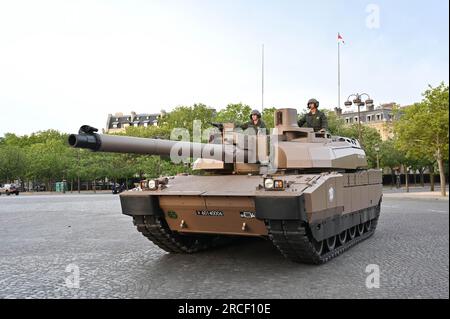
left=267, top=215, right=379, bottom=264
left=133, top=209, right=379, bottom=263
left=133, top=215, right=232, bottom=254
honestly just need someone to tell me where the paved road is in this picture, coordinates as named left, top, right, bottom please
left=0, top=194, right=448, bottom=299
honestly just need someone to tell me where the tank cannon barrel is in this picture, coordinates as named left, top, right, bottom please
left=68, top=126, right=253, bottom=163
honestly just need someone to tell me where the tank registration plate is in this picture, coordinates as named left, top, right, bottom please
left=195, top=210, right=224, bottom=217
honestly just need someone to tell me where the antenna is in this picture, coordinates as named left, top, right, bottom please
left=261, top=44, right=265, bottom=112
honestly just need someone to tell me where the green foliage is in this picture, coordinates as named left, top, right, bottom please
left=0, top=145, right=27, bottom=182
left=322, top=110, right=346, bottom=135
left=394, top=83, right=449, bottom=195
left=159, top=103, right=216, bottom=133
left=123, top=125, right=171, bottom=139
left=394, top=83, right=449, bottom=162
left=214, top=104, right=277, bottom=129
left=215, top=103, right=252, bottom=124
left=378, top=138, right=409, bottom=171
left=262, top=107, right=277, bottom=128
left=26, top=139, right=71, bottom=183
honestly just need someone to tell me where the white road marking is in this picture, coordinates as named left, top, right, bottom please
left=428, top=209, right=448, bottom=213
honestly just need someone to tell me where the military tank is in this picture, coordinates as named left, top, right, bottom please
left=68, top=108, right=382, bottom=264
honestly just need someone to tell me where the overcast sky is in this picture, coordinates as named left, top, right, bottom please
left=0, top=0, right=448, bottom=136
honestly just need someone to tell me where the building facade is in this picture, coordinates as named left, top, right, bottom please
left=335, top=103, right=404, bottom=141
left=104, top=111, right=163, bottom=134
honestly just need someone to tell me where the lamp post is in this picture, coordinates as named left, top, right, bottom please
left=374, top=145, right=380, bottom=170
left=344, top=93, right=374, bottom=145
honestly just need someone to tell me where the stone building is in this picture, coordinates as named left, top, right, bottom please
left=335, top=103, right=406, bottom=141
left=104, top=111, right=164, bottom=134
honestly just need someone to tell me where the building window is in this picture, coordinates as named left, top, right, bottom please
left=354, top=117, right=358, bottom=122
left=113, top=124, right=118, bottom=129
left=367, top=116, right=371, bottom=122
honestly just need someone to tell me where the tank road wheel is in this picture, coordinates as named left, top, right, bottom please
left=357, top=223, right=365, bottom=236
left=338, top=231, right=347, bottom=245
left=348, top=226, right=356, bottom=240
left=364, top=219, right=373, bottom=232
left=326, top=236, right=336, bottom=251
left=311, top=238, right=324, bottom=255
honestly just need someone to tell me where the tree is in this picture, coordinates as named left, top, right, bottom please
left=26, top=139, right=70, bottom=191
left=323, top=110, right=347, bottom=135
left=123, top=126, right=171, bottom=139
left=160, top=104, right=216, bottom=134
left=0, top=145, right=28, bottom=182
left=262, top=107, right=277, bottom=128
left=215, top=103, right=252, bottom=124
left=394, top=83, right=449, bottom=196
left=379, top=139, right=405, bottom=187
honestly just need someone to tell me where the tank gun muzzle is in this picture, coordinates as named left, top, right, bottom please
left=68, top=127, right=101, bottom=151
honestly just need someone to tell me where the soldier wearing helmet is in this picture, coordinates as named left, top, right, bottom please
left=298, top=98, right=328, bottom=132
left=239, top=109, right=267, bottom=134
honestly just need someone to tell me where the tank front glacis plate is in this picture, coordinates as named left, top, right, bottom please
left=159, top=195, right=268, bottom=236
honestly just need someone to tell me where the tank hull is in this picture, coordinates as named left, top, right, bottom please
left=120, top=171, right=382, bottom=263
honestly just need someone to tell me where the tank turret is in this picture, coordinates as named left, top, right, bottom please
left=69, top=108, right=367, bottom=173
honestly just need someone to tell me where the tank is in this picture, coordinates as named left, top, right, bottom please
left=68, top=108, right=382, bottom=264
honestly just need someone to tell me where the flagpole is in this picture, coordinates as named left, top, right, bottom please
left=338, top=38, right=341, bottom=109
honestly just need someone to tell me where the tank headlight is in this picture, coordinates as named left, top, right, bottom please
left=140, top=180, right=148, bottom=189
left=274, top=180, right=285, bottom=189
left=264, top=178, right=274, bottom=189
left=263, top=178, right=285, bottom=191
left=148, top=179, right=158, bottom=190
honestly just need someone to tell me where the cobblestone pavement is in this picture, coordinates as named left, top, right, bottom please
left=0, top=194, right=448, bottom=299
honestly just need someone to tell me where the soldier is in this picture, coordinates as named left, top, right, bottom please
left=298, top=98, right=328, bottom=132
left=239, top=109, right=267, bottom=134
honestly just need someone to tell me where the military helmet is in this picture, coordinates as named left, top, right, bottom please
left=307, top=98, right=319, bottom=108
left=250, top=109, right=262, bottom=119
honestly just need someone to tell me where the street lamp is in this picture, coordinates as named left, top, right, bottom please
left=344, top=93, right=374, bottom=145
left=374, top=145, right=380, bottom=170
